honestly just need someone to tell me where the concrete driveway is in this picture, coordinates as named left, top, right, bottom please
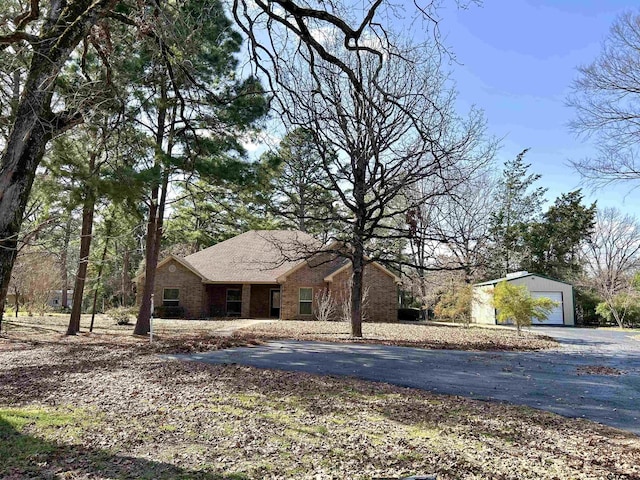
left=170, top=327, right=640, bottom=434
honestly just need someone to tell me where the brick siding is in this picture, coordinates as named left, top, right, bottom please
left=250, top=284, right=280, bottom=318
left=147, top=255, right=397, bottom=322
left=281, top=255, right=398, bottom=323
left=150, top=260, right=206, bottom=318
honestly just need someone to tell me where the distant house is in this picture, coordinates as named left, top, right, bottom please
left=5, top=289, right=73, bottom=310
left=48, top=290, right=74, bottom=308
left=137, top=230, right=400, bottom=322
left=471, top=271, right=575, bottom=326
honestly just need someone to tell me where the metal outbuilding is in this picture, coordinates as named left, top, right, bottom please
left=471, top=271, right=575, bottom=326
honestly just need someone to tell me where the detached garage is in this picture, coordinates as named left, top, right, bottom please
left=471, top=271, right=575, bottom=326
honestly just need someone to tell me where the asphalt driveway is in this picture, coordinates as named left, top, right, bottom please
left=169, top=327, right=640, bottom=434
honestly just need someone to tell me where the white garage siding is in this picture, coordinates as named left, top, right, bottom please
left=471, top=273, right=575, bottom=326
left=530, top=291, right=563, bottom=325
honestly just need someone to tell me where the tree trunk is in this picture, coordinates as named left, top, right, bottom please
left=90, top=220, right=112, bottom=332
left=0, top=0, right=115, bottom=319
left=61, top=212, right=73, bottom=309
left=67, top=193, right=96, bottom=335
left=135, top=83, right=173, bottom=336
left=135, top=185, right=159, bottom=335
left=0, top=92, right=52, bottom=328
left=121, top=246, right=130, bottom=306
left=350, top=244, right=365, bottom=338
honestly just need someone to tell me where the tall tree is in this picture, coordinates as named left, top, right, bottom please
left=521, top=190, right=596, bottom=280
left=263, top=128, right=336, bottom=238
left=164, top=179, right=277, bottom=254
left=127, top=0, right=268, bottom=335
left=567, top=11, right=640, bottom=187
left=43, top=118, right=144, bottom=335
left=489, top=150, right=547, bottom=277
left=582, top=207, right=640, bottom=328
left=411, top=170, right=498, bottom=289
left=267, top=37, right=492, bottom=337
left=0, top=0, right=122, bottom=318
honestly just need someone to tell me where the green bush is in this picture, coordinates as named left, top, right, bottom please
left=106, top=307, right=134, bottom=325
left=492, top=281, right=558, bottom=335
left=595, top=294, right=640, bottom=328
left=574, top=288, right=602, bottom=326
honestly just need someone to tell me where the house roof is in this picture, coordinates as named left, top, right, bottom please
left=183, top=230, right=321, bottom=283
left=474, top=272, right=573, bottom=287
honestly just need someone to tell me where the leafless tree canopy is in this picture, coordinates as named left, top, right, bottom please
left=232, top=1, right=492, bottom=336
left=582, top=207, right=640, bottom=326
left=270, top=38, right=494, bottom=257
left=583, top=207, right=640, bottom=293
left=568, top=11, right=640, bottom=187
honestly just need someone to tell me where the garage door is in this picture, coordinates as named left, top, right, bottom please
left=530, top=291, right=563, bottom=325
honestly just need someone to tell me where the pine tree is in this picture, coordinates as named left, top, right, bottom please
left=164, top=179, right=278, bottom=254
left=124, top=0, right=268, bottom=335
left=521, top=190, right=596, bottom=280
left=489, top=150, right=547, bottom=277
left=264, top=128, right=336, bottom=239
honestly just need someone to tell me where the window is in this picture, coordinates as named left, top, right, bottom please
left=226, top=288, right=242, bottom=316
left=163, top=288, right=180, bottom=307
left=299, top=288, right=313, bottom=315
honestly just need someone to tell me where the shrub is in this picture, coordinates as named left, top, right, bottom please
left=434, top=284, right=473, bottom=326
left=106, top=307, right=134, bottom=325
left=492, top=281, right=558, bottom=335
left=574, top=288, right=602, bottom=326
left=315, top=289, right=337, bottom=321
left=154, top=305, right=185, bottom=319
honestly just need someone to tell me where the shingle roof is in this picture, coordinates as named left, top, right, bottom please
left=183, top=230, right=321, bottom=283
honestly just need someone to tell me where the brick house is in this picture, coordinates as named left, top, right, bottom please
left=139, top=230, right=400, bottom=322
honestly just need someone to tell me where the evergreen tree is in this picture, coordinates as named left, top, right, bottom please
left=489, top=150, right=547, bottom=277
left=42, top=119, right=146, bottom=335
left=521, top=190, right=596, bottom=280
left=264, top=128, right=336, bottom=239
left=164, top=179, right=278, bottom=254
left=124, top=0, right=268, bottom=335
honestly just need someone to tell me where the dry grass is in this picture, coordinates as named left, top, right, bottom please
left=243, top=320, right=557, bottom=351
left=0, top=313, right=248, bottom=337
left=0, top=337, right=638, bottom=479
left=0, top=315, right=556, bottom=352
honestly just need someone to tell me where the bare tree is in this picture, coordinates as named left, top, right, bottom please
left=0, top=0, right=121, bottom=319
left=9, top=248, right=61, bottom=317
left=582, top=207, right=640, bottom=327
left=272, top=37, right=493, bottom=336
left=567, top=11, right=640, bottom=187
left=407, top=169, right=497, bottom=306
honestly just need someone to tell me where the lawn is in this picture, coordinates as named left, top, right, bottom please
left=1, top=314, right=557, bottom=352
left=0, top=336, right=638, bottom=479
left=242, top=320, right=557, bottom=351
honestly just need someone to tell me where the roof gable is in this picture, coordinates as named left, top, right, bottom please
left=322, top=260, right=401, bottom=284
left=474, top=272, right=573, bottom=287
left=135, top=254, right=205, bottom=281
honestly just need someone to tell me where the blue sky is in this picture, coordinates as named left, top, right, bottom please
left=439, top=0, right=639, bottom=213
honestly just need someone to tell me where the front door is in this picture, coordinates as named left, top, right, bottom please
left=270, top=289, right=281, bottom=318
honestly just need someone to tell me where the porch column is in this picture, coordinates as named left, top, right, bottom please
left=241, top=284, right=251, bottom=318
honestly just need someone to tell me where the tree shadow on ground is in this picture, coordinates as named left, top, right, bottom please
left=189, top=363, right=640, bottom=477
left=0, top=416, right=246, bottom=480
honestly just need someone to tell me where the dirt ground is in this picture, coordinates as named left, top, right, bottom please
left=1, top=315, right=637, bottom=479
